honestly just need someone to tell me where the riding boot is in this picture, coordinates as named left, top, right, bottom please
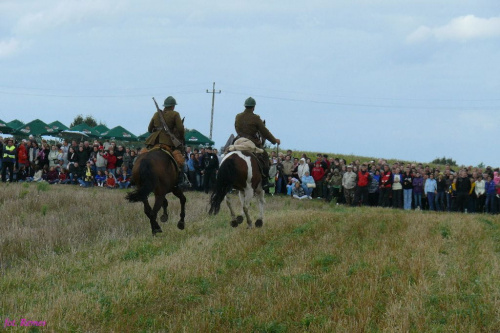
left=177, top=171, right=186, bottom=189
left=257, top=152, right=273, bottom=190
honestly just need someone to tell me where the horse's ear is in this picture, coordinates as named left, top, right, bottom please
left=182, top=117, right=185, bottom=124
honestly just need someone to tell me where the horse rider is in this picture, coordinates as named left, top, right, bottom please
left=234, top=97, right=281, bottom=190
left=145, top=96, right=186, bottom=187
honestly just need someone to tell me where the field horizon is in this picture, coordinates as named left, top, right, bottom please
left=1, top=183, right=500, bottom=332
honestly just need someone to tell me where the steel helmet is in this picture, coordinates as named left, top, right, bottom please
left=163, top=96, right=177, bottom=107
left=244, top=97, right=256, bottom=107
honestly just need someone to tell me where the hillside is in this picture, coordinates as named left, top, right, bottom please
left=1, top=184, right=500, bottom=331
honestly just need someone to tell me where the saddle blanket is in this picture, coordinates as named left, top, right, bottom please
left=228, top=138, right=264, bottom=154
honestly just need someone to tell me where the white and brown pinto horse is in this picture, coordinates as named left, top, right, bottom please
left=209, top=150, right=266, bottom=228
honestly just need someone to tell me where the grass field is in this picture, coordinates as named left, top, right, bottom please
left=1, top=182, right=500, bottom=332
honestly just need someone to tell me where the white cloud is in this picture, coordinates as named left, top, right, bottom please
left=14, top=0, right=123, bottom=35
left=0, top=38, right=20, bottom=57
left=407, top=15, right=500, bottom=43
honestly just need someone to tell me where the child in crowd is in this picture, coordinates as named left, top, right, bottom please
left=286, top=176, right=299, bottom=196
left=33, top=166, right=44, bottom=182
left=292, top=181, right=310, bottom=200
left=16, top=165, right=29, bottom=182
left=95, top=170, right=106, bottom=187
left=59, top=168, right=71, bottom=184
left=106, top=172, right=116, bottom=189
left=46, top=166, right=59, bottom=184
left=118, top=166, right=131, bottom=189
left=78, top=161, right=94, bottom=187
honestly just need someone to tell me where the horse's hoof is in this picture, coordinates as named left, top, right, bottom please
left=160, top=214, right=169, bottom=223
left=152, top=228, right=163, bottom=235
left=255, top=219, right=263, bottom=228
left=177, top=221, right=185, bottom=230
left=230, top=220, right=239, bottom=228
left=236, top=216, right=244, bottom=224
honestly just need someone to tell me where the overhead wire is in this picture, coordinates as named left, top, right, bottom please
left=0, top=83, right=498, bottom=111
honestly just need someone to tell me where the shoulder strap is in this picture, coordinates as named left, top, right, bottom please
left=157, top=110, right=183, bottom=148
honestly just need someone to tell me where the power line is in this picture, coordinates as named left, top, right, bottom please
left=224, top=91, right=500, bottom=111
left=0, top=90, right=202, bottom=98
left=0, top=85, right=498, bottom=111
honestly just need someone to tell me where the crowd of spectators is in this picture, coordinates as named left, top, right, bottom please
left=0, top=136, right=222, bottom=193
left=270, top=150, right=500, bottom=215
left=0, top=136, right=134, bottom=189
left=2, top=137, right=499, bottom=215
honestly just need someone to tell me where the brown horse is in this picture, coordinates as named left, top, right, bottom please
left=126, top=149, right=186, bottom=235
left=209, top=150, right=266, bottom=228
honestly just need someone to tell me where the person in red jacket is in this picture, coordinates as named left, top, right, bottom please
left=105, top=171, right=116, bottom=189
left=102, top=149, right=117, bottom=176
left=353, top=163, right=372, bottom=206
left=311, top=161, right=326, bottom=198
left=17, top=141, right=29, bottom=169
left=378, top=164, right=393, bottom=207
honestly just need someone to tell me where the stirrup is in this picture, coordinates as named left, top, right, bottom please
left=176, top=172, right=190, bottom=190
left=261, top=178, right=273, bottom=189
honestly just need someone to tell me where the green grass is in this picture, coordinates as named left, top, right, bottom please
left=1, top=183, right=500, bottom=331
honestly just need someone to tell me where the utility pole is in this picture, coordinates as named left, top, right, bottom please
left=206, top=82, right=221, bottom=140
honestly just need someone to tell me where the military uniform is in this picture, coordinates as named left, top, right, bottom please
left=145, top=109, right=184, bottom=148
left=235, top=110, right=277, bottom=147
left=234, top=97, right=279, bottom=189
left=145, top=96, right=187, bottom=188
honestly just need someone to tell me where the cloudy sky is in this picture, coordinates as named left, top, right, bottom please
left=0, top=0, right=499, bottom=167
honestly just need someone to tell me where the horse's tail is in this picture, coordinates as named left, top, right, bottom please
left=209, top=156, right=236, bottom=215
left=126, top=158, right=155, bottom=202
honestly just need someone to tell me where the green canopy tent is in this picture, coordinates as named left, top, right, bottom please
left=0, top=119, right=15, bottom=134
left=184, top=129, right=214, bottom=147
left=7, top=119, right=24, bottom=129
left=69, top=123, right=101, bottom=138
left=47, top=121, right=69, bottom=132
left=93, top=124, right=110, bottom=135
left=137, top=132, right=150, bottom=141
left=100, top=126, right=138, bottom=141
left=13, top=119, right=58, bottom=137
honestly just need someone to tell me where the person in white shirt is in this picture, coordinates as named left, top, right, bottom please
left=475, top=175, right=486, bottom=213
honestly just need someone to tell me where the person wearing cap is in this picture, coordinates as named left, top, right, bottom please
left=234, top=97, right=281, bottom=190
left=145, top=96, right=186, bottom=187
left=2, top=138, right=16, bottom=182
left=342, top=164, right=357, bottom=206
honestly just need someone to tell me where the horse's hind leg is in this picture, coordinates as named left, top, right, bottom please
left=240, top=189, right=253, bottom=228
left=148, top=195, right=163, bottom=235
left=160, top=197, right=169, bottom=222
left=225, top=194, right=241, bottom=227
left=255, top=190, right=265, bottom=228
left=172, top=187, right=186, bottom=230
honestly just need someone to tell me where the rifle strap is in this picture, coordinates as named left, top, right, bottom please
left=157, top=110, right=182, bottom=149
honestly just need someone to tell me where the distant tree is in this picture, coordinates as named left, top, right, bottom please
left=70, top=115, right=98, bottom=128
left=431, top=156, right=457, bottom=166
left=477, top=162, right=485, bottom=169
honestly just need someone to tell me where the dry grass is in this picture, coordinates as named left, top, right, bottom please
left=1, top=183, right=500, bottom=332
